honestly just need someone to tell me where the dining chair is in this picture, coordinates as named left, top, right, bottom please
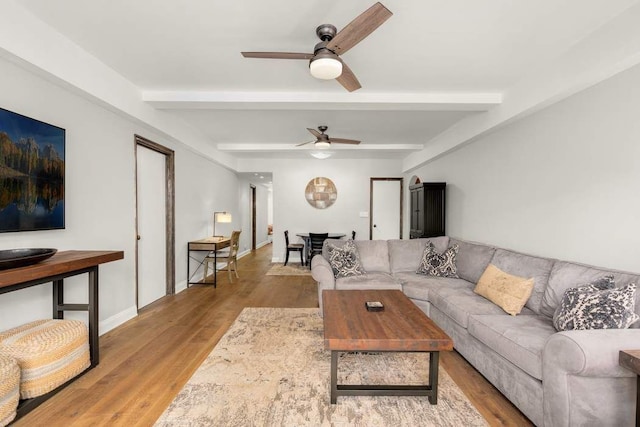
left=308, top=232, right=329, bottom=268
left=284, top=230, right=304, bottom=266
left=204, top=230, right=241, bottom=283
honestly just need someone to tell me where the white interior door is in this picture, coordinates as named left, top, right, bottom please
left=371, top=179, right=402, bottom=240
left=137, top=145, right=166, bottom=309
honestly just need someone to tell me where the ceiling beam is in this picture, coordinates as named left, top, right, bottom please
left=143, top=91, right=502, bottom=111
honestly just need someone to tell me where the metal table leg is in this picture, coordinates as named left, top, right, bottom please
left=331, top=351, right=338, bottom=404
left=213, top=249, right=218, bottom=288
left=53, top=279, right=64, bottom=319
left=88, top=266, right=99, bottom=367
left=428, top=351, right=439, bottom=404
left=329, top=350, right=440, bottom=404
left=50, top=267, right=99, bottom=366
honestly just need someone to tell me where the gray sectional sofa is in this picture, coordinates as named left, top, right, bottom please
left=310, top=236, right=640, bottom=426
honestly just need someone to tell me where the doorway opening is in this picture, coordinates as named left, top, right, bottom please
left=134, top=135, right=175, bottom=310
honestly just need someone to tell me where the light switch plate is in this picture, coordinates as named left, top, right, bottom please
left=359, top=211, right=369, bottom=218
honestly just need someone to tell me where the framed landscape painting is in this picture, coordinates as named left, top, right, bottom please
left=0, top=107, right=65, bottom=232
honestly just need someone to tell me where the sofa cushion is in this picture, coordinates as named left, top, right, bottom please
left=474, top=264, right=535, bottom=316
left=397, top=274, right=472, bottom=302
left=429, top=286, right=535, bottom=328
left=388, top=237, right=450, bottom=273
left=335, top=272, right=401, bottom=291
left=490, top=249, right=554, bottom=315
left=416, top=242, right=459, bottom=278
left=450, top=238, right=496, bottom=283
left=540, top=260, right=640, bottom=320
left=553, top=283, right=639, bottom=331
left=326, top=239, right=366, bottom=278
left=468, top=314, right=556, bottom=380
left=323, top=240, right=391, bottom=274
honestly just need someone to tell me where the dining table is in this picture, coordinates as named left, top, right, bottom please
left=295, top=233, right=346, bottom=266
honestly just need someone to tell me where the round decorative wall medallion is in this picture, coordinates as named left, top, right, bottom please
left=305, top=177, right=337, bottom=209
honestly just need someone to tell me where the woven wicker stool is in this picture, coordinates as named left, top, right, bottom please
left=0, top=319, right=90, bottom=399
left=0, top=354, right=19, bottom=427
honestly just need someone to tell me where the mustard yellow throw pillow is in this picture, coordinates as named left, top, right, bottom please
left=474, top=264, right=535, bottom=316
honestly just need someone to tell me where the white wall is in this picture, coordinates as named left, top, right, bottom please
left=0, top=57, right=239, bottom=333
left=408, top=63, right=640, bottom=273
left=239, top=158, right=403, bottom=263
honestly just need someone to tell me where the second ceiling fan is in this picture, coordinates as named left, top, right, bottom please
left=297, top=126, right=360, bottom=148
left=241, top=2, right=392, bottom=92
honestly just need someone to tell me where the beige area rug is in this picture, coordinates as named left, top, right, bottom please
left=155, top=308, right=487, bottom=427
left=266, top=263, right=312, bottom=276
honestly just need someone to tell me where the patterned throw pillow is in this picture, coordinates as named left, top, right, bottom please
left=326, top=240, right=366, bottom=278
left=579, top=275, right=616, bottom=292
left=553, top=277, right=639, bottom=331
left=416, top=242, right=459, bottom=278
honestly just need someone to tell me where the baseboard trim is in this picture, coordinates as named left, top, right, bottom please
left=256, top=240, right=270, bottom=250
left=99, top=305, right=137, bottom=336
left=176, top=279, right=188, bottom=294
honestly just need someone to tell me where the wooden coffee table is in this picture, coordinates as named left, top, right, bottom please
left=323, top=289, right=453, bottom=404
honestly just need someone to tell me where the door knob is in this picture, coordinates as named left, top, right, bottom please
left=137, top=235, right=141, bottom=240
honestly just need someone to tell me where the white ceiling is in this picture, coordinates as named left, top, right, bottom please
left=238, top=172, right=273, bottom=189
left=15, top=0, right=640, bottom=161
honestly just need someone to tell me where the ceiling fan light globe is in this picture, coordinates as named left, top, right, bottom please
left=314, top=140, right=331, bottom=149
left=310, top=151, right=332, bottom=159
left=309, top=57, right=342, bottom=80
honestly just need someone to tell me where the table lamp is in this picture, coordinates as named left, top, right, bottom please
left=213, top=211, right=232, bottom=237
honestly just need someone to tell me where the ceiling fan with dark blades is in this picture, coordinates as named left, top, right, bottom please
left=241, top=2, right=392, bottom=92
left=296, top=126, right=361, bottom=148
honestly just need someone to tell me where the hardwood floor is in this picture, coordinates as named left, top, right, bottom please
left=15, top=244, right=532, bottom=427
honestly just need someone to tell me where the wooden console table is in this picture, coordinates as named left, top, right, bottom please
left=0, top=250, right=123, bottom=420
left=619, top=350, right=640, bottom=426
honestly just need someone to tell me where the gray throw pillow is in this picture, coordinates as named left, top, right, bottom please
left=553, top=277, right=639, bottom=331
left=416, top=242, right=459, bottom=278
left=327, top=240, right=366, bottom=278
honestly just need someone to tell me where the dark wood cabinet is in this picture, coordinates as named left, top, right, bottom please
left=409, top=182, right=446, bottom=238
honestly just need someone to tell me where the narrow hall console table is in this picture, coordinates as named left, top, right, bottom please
left=0, top=250, right=124, bottom=367
left=0, top=250, right=123, bottom=419
left=187, top=237, right=230, bottom=287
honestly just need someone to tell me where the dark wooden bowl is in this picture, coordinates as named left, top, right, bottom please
left=0, top=248, right=58, bottom=270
